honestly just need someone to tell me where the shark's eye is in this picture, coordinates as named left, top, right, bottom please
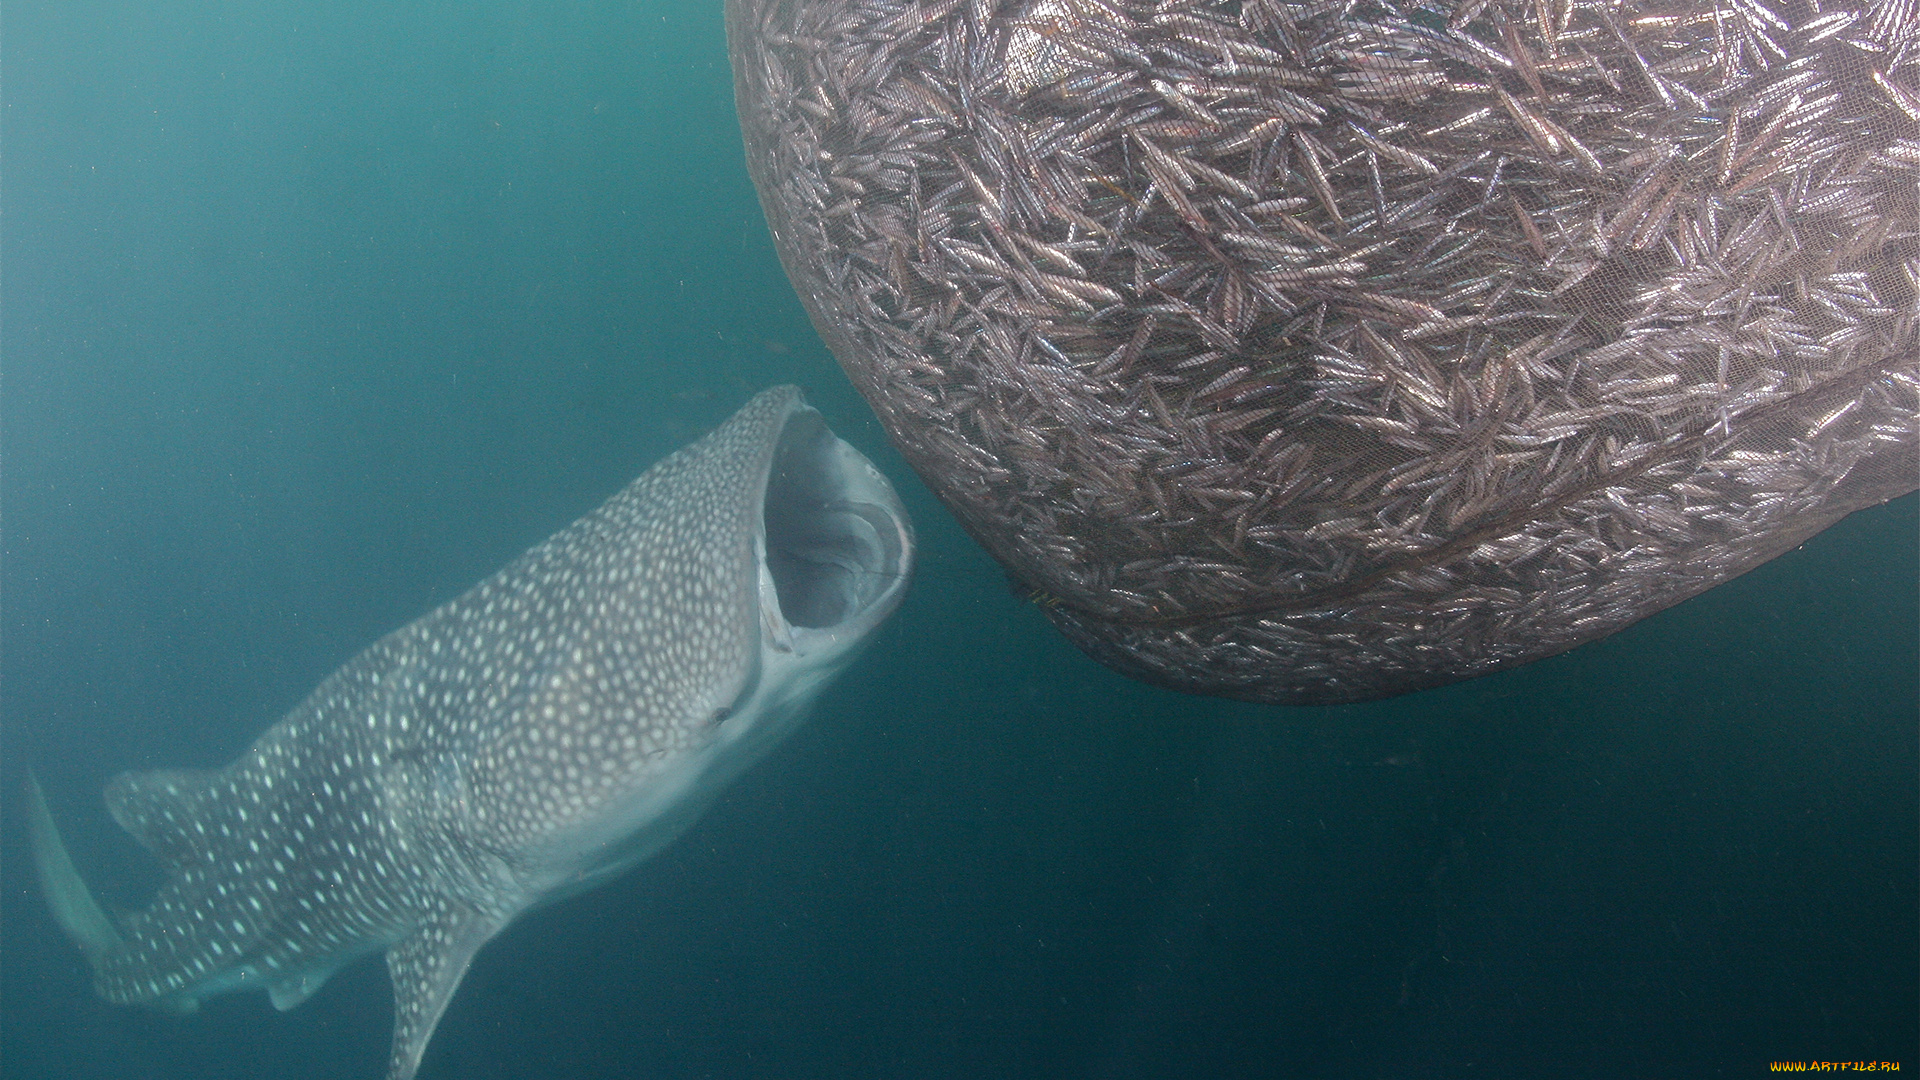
left=708, top=707, right=732, bottom=726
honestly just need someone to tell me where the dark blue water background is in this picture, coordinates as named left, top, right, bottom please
left=4, top=0, right=1914, bottom=1076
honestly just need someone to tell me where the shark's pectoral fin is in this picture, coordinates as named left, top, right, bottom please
left=385, top=898, right=503, bottom=1080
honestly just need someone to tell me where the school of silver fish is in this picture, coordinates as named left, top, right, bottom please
left=730, top=0, right=1919, bottom=702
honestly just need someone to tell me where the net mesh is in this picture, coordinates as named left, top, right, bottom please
left=728, top=0, right=1919, bottom=703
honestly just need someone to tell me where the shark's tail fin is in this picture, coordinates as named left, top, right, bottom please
left=25, top=772, right=125, bottom=964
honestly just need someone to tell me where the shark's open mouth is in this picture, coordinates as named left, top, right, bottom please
left=761, top=408, right=912, bottom=632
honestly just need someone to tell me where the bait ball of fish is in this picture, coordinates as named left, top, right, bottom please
left=729, top=0, right=1919, bottom=703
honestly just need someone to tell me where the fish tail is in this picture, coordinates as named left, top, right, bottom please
left=24, top=771, right=125, bottom=965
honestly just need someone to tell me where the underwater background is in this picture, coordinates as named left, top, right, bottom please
left=2, top=0, right=1913, bottom=1075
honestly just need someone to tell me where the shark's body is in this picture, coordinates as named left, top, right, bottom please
left=29, top=386, right=914, bottom=1079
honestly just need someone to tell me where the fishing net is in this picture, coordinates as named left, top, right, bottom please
left=728, top=0, right=1919, bottom=703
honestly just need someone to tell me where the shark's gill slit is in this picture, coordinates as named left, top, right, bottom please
left=763, top=409, right=910, bottom=630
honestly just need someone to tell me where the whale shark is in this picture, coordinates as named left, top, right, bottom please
left=27, top=385, right=914, bottom=1079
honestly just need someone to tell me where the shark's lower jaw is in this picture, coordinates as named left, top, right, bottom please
left=28, top=386, right=914, bottom=1080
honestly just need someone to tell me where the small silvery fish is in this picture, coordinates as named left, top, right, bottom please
left=728, top=0, right=1919, bottom=703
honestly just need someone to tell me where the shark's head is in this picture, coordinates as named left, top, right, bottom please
left=496, top=384, right=915, bottom=887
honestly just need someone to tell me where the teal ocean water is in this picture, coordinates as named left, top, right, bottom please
left=3, top=0, right=1913, bottom=1076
